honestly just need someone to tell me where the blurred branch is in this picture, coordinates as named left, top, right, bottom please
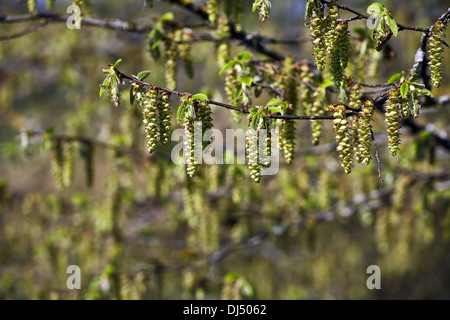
left=19, top=130, right=155, bottom=161
left=0, top=20, right=47, bottom=41
left=0, top=13, right=154, bottom=33
left=166, top=0, right=285, bottom=60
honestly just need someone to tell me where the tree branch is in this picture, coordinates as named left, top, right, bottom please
left=117, top=69, right=344, bottom=120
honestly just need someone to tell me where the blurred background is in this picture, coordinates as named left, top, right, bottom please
left=0, top=0, right=449, bottom=299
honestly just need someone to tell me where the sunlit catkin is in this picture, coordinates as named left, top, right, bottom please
left=246, top=128, right=261, bottom=183
left=327, top=104, right=353, bottom=173
left=385, top=88, right=401, bottom=156
left=184, top=111, right=198, bottom=178
left=356, top=99, right=374, bottom=165
left=310, top=86, right=326, bottom=145
left=308, top=4, right=326, bottom=71
left=164, top=32, right=178, bottom=90
left=429, top=20, right=445, bottom=88
left=142, top=88, right=160, bottom=153
left=216, top=17, right=231, bottom=70
left=330, top=21, right=350, bottom=86
left=197, top=100, right=213, bottom=150
left=159, top=92, right=172, bottom=145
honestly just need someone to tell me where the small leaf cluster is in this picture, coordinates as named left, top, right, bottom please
left=99, top=59, right=123, bottom=108
left=366, top=3, right=398, bottom=51
left=220, top=52, right=255, bottom=120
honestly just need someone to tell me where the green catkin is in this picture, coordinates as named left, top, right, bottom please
left=142, top=88, right=160, bottom=153
left=184, top=111, right=198, bottom=178
left=327, top=104, right=353, bottom=173
left=330, top=21, right=350, bottom=86
left=261, top=124, right=271, bottom=168
left=62, top=141, right=75, bottom=188
left=225, top=69, right=241, bottom=122
left=50, top=139, right=64, bottom=190
left=246, top=128, right=261, bottom=183
left=159, top=92, right=172, bottom=145
left=310, top=86, right=326, bottom=145
left=164, top=32, right=178, bottom=90
left=197, top=100, right=213, bottom=150
left=385, top=88, right=402, bottom=156
left=176, top=29, right=195, bottom=79
left=412, top=94, right=421, bottom=118
left=207, top=0, right=218, bottom=25
left=429, top=20, right=445, bottom=88
left=348, top=83, right=362, bottom=111
left=216, top=17, right=231, bottom=70
left=325, top=0, right=339, bottom=53
left=356, top=99, right=374, bottom=165
left=281, top=117, right=295, bottom=164
left=281, top=56, right=300, bottom=107
left=400, top=95, right=410, bottom=118
left=299, top=63, right=315, bottom=115
left=28, top=0, right=36, bottom=12
left=309, top=4, right=326, bottom=71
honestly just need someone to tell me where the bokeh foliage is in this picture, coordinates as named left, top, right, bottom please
left=0, top=0, right=449, bottom=299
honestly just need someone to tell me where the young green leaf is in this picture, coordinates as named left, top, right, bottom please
left=241, top=77, right=253, bottom=87
left=386, top=15, right=398, bottom=36
left=388, top=73, right=402, bottom=84
left=238, top=51, right=253, bottom=63
left=400, top=82, right=409, bottom=98
left=99, top=77, right=110, bottom=97
left=192, top=93, right=208, bottom=100
left=268, top=106, right=282, bottom=113
left=177, top=104, right=186, bottom=124
left=367, top=3, right=383, bottom=16
left=160, top=12, right=174, bottom=22
left=112, top=59, right=122, bottom=68
left=219, top=60, right=236, bottom=75
left=413, top=85, right=434, bottom=97
left=137, top=71, right=151, bottom=81
left=267, top=98, right=282, bottom=106
left=249, top=107, right=258, bottom=116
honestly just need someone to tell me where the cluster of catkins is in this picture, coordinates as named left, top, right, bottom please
left=50, top=139, right=93, bottom=190
left=326, top=97, right=374, bottom=174
left=306, top=0, right=350, bottom=86
left=246, top=111, right=272, bottom=183
left=179, top=96, right=213, bottom=178
left=140, top=87, right=172, bottom=154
